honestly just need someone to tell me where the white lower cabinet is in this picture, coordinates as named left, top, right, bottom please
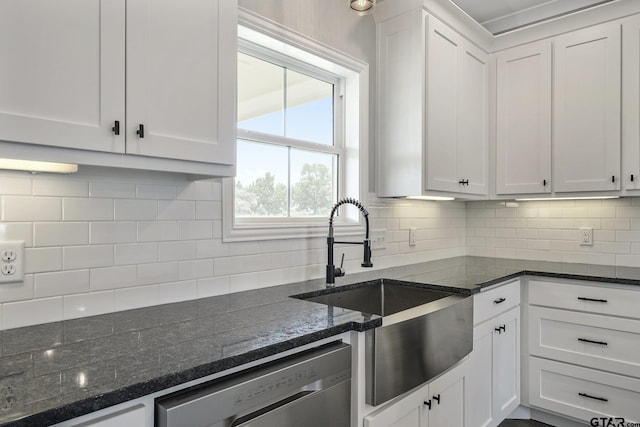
left=528, top=279, right=640, bottom=424
left=364, top=360, right=468, bottom=427
left=467, top=306, right=520, bottom=427
left=529, top=357, right=640, bottom=424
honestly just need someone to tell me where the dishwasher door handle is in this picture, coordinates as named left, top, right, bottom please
left=230, top=390, right=319, bottom=427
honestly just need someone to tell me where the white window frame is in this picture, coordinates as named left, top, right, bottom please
left=222, top=9, right=369, bottom=242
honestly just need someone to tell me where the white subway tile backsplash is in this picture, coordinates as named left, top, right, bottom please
left=114, top=199, right=157, bottom=220
left=177, top=181, right=215, bottom=201
left=178, top=259, right=214, bottom=281
left=138, top=221, right=178, bottom=242
left=25, top=247, right=63, bottom=273
left=115, top=242, right=157, bottom=265
left=115, top=285, right=158, bottom=311
left=136, top=184, right=176, bottom=200
left=34, top=270, right=90, bottom=298
left=196, top=239, right=229, bottom=258
left=0, top=222, right=33, bottom=246
left=63, top=245, right=114, bottom=270
left=63, top=198, right=113, bottom=221
left=0, top=275, right=34, bottom=303
left=159, top=200, right=195, bottom=220
left=33, top=177, right=88, bottom=197
left=178, top=220, right=213, bottom=240
left=89, top=181, right=136, bottom=199
left=2, top=196, right=61, bottom=221
left=159, top=241, right=196, bottom=262
left=0, top=175, right=32, bottom=195
left=137, top=262, right=178, bottom=286
left=3, top=296, right=63, bottom=329
left=196, top=276, right=229, bottom=298
left=158, top=280, right=197, bottom=304
left=90, top=221, right=137, bottom=244
left=195, top=201, right=222, bottom=220
left=64, top=290, right=114, bottom=320
left=90, top=265, right=137, bottom=291
left=35, top=222, right=89, bottom=247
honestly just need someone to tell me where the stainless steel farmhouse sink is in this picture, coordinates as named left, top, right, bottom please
left=292, top=279, right=473, bottom=405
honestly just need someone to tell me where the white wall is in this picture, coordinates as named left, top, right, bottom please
left=466, top=198, right=640, bottom=267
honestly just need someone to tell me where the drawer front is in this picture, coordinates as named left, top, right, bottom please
left=474, top=280, right=520, bottom=325
left=529, top=357, right=640, bottom=423
left=529, top=306, right=640, bottom=378
left=529, top=280, right=640, bottom=320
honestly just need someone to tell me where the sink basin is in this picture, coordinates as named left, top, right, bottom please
left=291, top=278, right=473, bottom=406
left=296, top=279, right=455, bottom=316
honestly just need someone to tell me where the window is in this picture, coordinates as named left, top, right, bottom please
left=223, top=13, right=369, bottom=241
left=235, top=50, right=340, bottom=219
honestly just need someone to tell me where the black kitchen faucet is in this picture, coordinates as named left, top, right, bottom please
left=326, top=198, right=373, bottom=286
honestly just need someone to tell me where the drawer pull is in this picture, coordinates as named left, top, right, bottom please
left=578, top=338, right=608, bottom=346
left=494, top=298, right=506, bottom=304
left=424, top=400, right=431, bottom=409
left=578, top=392, right=608, bottom=403
left=432, top=394, right=441, bottom=405
left=577, top=297, right=608, bottom=303
left=494, top=325, right=506, bottom=334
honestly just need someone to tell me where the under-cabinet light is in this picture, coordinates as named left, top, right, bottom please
left=0, top=158, right=78, bottom=174
left=515, top=196, right=619, bottom=201
left=405, top=196, right=455, bottom=201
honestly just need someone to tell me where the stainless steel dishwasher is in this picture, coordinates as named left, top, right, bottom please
left=155, top=341, right=351, bottom=427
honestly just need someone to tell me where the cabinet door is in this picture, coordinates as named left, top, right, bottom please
left=426, top=15, right=461, bottom=193
left=457, top=42, right=488, bottom=195
left=496, top=41, right=552, bottom=195
left=364, top=384, right=427, bottom=427
left=553, top=22, right=621, bottom=192
left=492, top=307, right=520, bottom=422
left=126, top=0, right=236, bottom=164
left=467, top=322, right=495, bottom=427
left=0, top=0, right=125, bottom=153
left=427, top=361, right=467, bottom=427
left=623, top=16, right=640, bottom=191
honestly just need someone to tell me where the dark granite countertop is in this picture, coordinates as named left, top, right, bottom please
left=2, top=256, right=640, bottom=426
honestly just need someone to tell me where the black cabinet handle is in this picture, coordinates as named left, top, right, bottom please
left=495, top=324, right=506, bottom=334
left=136, top=124, right=145, bottom=138
left=577, top=297, right=607, bottom=303
left=494, top=298, right=506, bottom=304
left=578, top=392, right=608, bottom=402
left=424, top=400, right=431, bottom=409
left=612, top=175, right=616, bottom=183
left=458, top=179, right=469, bottom=185
left=432, top=394, right=440, bottom=404
left=112, top=120, right=120, bottom=135
left=495, top=326, right=502, bottom=333
left=632, top=174, right=635, bottom=182
left=578, top=338, right=608, bottom=346
left=543, top=179, right=547, bottom=186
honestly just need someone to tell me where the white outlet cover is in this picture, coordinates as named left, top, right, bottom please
left=0, top=241, right=24, bottom=284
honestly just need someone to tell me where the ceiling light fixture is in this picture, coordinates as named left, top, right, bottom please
left=0, top=158, right=78, bottom=174
left=349, top=0, right=376, bottom=16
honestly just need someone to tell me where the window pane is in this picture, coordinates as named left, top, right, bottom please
left=235, top=140, right=288, bottom=217
left=290, top=149, right=337, bottom=217
left=237, top=53, right=284, bottom=135
left=285, top=70, right=333, bottom=145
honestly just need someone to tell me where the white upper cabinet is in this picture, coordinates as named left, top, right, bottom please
left=623, top=15, right=640, bottom=191
left=0, top=0, right=236, bottom=175
left=376, top=10, right=489, bottom=198
left=426, top=16, right=489, bottom=195
left=553, top=22, right=621, bottom=192
left=126, top=0, right=236, bottom=165
left=495, top=41, right=552, bottom=195
left=0, top=0, right=125, bottom=153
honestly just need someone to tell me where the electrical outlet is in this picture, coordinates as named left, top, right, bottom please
left=579, top=227, right=593, bottom=246
left=370, top=230, right=387, bottom=250
left=409, top=227, right=417, bottom=246
left=0, top=241, right=24, bottom=284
